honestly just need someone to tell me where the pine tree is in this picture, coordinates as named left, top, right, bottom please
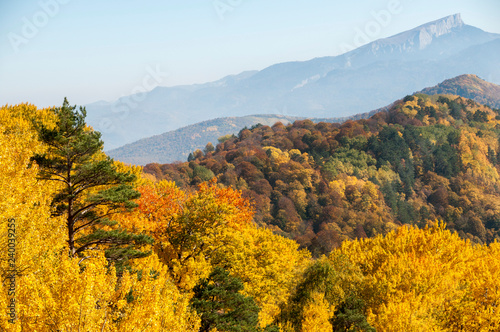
left=190, top=267, right=261, bottom=332
left=330, top=295, right=376, bottom=332
left=30, top=98, right=152, bottom=272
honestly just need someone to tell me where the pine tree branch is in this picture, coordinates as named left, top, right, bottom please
left=74, top=240, right=117, bottom=256
left=73, top=212, right=117, bottom=233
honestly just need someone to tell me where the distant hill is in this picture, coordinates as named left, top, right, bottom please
left=87, top=14, right=500, bottom=150
left=107, top=114, right=304, bottom=165
left=107, top=106, right=391, bottom=165
left=418, top=74, right=500, bottom=108
left=108, top=75, right=500, bottom=165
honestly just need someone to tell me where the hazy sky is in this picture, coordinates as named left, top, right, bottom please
left=1, top=0, right=499, bottom=108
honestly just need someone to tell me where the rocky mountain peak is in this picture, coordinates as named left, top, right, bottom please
left=416, top=13, right=464, bottom=49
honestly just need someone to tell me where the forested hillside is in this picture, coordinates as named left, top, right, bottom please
left=107, top=114, right=304, bottom=164
left=2, top=99, right=500, bottom=331
left=145, top=94, right=500, bottom=255
left=107, top=103, right=386, bottom=165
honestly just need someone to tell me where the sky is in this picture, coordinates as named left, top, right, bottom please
left=0, top=0, right=499, bottom=108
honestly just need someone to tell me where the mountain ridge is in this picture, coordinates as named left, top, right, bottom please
left=87, top=14, right=500, bottom=150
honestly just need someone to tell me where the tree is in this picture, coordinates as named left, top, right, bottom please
left=204, top=142, right=215, bottom=155
left=301, top=291, right=334, bottom=332
left=130, top=179, right=253, bottom=290
left=279, top=257, right=367, bottom=332
left=210, top=224, right=311, bottom=327
left=190, top=267, right=260, bottom=332
left=330, top=295, right=375, bottom=332
left=30, top=98, right=152, bottom=271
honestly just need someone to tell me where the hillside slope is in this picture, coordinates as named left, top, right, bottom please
left=143, top=94, right=500, bottom=256
left=107, top=114, right=304, bottom=164
left=418, top=74, right=500, bottom=108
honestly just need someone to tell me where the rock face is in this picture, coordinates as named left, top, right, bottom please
left=85, top=14, right=500, bottom=151
left=349, top=13, right=470, bottom=60
left=418, top=13, right=464, bottom=49
left=370, top=13, right=464, bottom=53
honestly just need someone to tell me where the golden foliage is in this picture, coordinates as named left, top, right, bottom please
left=263, top=146, right=290, bottom=165
left=121, top=178, right=254, bottom=290
left=6, top=98, right=500, bottom=332
left=212, top=224, right=311, bottom=327
left=335, top=222, right=500, bottom=331
left=301, top=292, right=334, bottom=332
left=0, top=104, right=200, bottom=331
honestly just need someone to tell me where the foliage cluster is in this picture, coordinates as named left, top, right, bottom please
left=279, top=222, right=500, bottom=331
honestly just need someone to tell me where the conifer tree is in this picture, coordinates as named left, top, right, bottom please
left=190, top=267, right=261, bottom=332
left=31, top=98, right=152, bottom=271
left=331, top=295, right=376, bottom=332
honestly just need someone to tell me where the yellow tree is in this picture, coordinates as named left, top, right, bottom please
left=121, top=178, right=253, bottom=290
left=211, top=224, right=311, bottom=327
left=0, top=105, right=118, bottom=330
left=112, top=253, right=201, bottom=331
left=300, top=291, right=334, bottom=332
left=336, top=222, right=500, bottom=331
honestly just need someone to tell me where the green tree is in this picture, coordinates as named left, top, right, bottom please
left=370, top=126, right=414, bottom=196
left=331, top=295, right=376, bottom=332
left=192, top=165, right=215, bottom=182
left=218, top=134, right=236, bottom=144
left=279, top=256, right=373, bottom=332
left=190, top=267, right=260, bottom=332
left=30, top=98, right=152, bottom=271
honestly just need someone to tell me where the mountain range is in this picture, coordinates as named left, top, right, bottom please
left=86, top=13, right=500, bottom=152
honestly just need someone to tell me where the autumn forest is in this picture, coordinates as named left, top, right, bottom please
left=2, top=93, right=500, bottom=331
